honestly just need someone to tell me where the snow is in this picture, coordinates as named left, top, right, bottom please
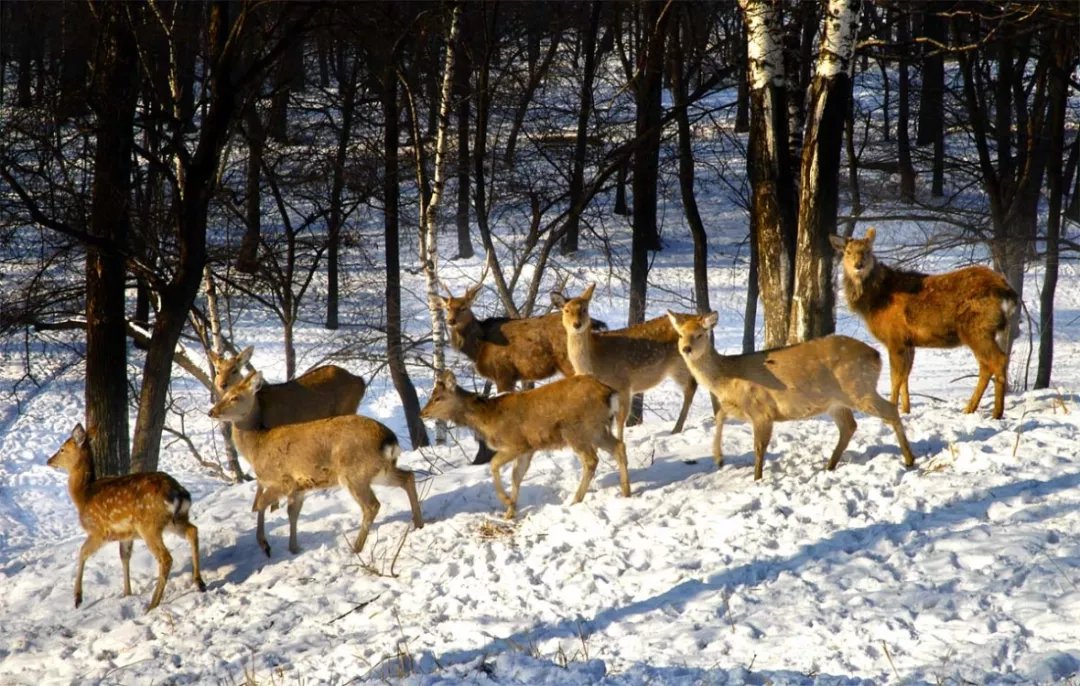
left=3, top=220, right=1079, bottom=685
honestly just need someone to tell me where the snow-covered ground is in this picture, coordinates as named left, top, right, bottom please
left=2, top=216, right=1079, bottom=686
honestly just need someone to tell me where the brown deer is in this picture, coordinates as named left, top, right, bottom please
left=551, top=284, right=699, bottom=440
left=831, top=227, right=1018, bottom=419
left=434, top=284, right=604, bottom=464
left=208, top=371, right=424, bottom=556
left=420, top=370, right=629, bottom=519
left=47, top=423, right=207, bottom=612
left=209, top=346, right=366, bottom=509
left=209, top=346, right=366, bottom=426
left=668, top=312, right=916, bottom=480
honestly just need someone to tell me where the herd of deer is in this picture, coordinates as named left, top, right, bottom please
left=47, top=229, right=1019, bottom=611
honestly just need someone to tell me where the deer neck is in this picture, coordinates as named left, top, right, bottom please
left=453, top=393, right=502, bottom=445
left=227, top=406, right=267, bottom=456
left=845, top=261, right=887, bottom=312
left=684, top=346, right=727, bottom=391
left=564, top=323, right=595, bottom=374
left=66, top=455, right=95, bottom=512
left=452, top=319, right=483, bottom=360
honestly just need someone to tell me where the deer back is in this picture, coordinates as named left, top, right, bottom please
left=578, top=316, right=687, bottom=393
left=421, top=373, right=617, bottom=454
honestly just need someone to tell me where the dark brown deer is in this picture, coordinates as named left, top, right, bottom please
left=420, top=370, right=629, bottom=519
left=434, top=284, right=604, bottom=464
left=552, top=284, right=699, bottom=440
left=208, top=371, right=424, bottom=556
left=831, top=227, right=1018, bottom=419
left=48, top=423, right=207, bottom=612
left=668, top=312, right=916, bottom=480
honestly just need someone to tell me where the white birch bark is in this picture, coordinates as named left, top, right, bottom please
left=416, top=6, right=460, bottom=444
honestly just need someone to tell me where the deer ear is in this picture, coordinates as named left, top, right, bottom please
left=829, top=234, right=846, bottom=252
left=438, top=369, right=458, bottom=389
left=242, top=370, right=263, bottom=391
left=865, top=227, right=876, bottom=246
left=237, top=346, right=254, bottom=367
left=702, top=311, right=719, bottom=329
left=666, top=311, right=682, bottom=332
left=550, top=292, right=567, bottom=308
left=582, top=283, right=596, bottom=301
left=71, top=423, right=87, bottom=446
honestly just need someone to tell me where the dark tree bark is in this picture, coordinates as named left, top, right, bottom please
left=788, top=0, right=861, bottom=344
left=896, top=8, right=915, bottom=202
left=504, top=11, right=561, bottom=163
left=382, top=58, right=429, bottom=449
left=454, top=8, right=475, bottom=260
left=326, top=52, right=360, bottom=330
left=671, top=10, right=710, bottom=315
left=85, top=4, right=138, bottom=477
left=562, top=1, right=602, bottom=256
left=236, top=102, right=265, bottom=274
left=734, top=20, right=750, bottom=134
left=267, top=33, right=304, bottom=142
left=1036, top=27, right=1076, bottom=388
left=58, top=0, right=91, bottom=122
left=917, top=4, right=945, bottom=196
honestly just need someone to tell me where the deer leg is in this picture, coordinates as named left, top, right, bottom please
left=182, top=523, right=207, bottom=592
left=119, top=540, right=134, bottom=596
left=900, top=348, right=915, bottom=413
left=712, top=410, right=727, bottom=469
left=598, top=431, right=631, bottom=497
left=75, top=535, right=106, bottom=608
left=965, top=335, right=1008, bottom=418
left=751, top=419, right=774, bottom=481
left=508, top=451, right=535, bottom=512
left=139, top=528, right=173, bottom=612
left=826, top=407, right=858, bottom=471
left=614, top=391, right=631, bottom=441
left=672, top=376, right=697, bottom=434
left=388, top=467, right=425, bottom=530
left=856, top=393, right=917, bottom=468
left=286, top=492, right=305, bottom=554
left=570, top=446, right=600, bottom=505
left=345, top=481, right=380, bottom=554
left=255, top=505, right=272, bottom=557
left=489, top=450, right=521, bottom=519
left=887, top=348, right=906, bottom=412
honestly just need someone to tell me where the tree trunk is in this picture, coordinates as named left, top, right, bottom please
left=326, top=53, right=360, bottom=330
left=788, top=0, right=861, bottom=344
left=917, top=4, right=945, bottom=196
left=267, top=35, right=303, bottom=142
left=236, top=102, right=265, bottom=274
left=1035, top=28, right=1074, bottom=388
left=630, top=0, right=667, bottom=268
left=454, top=14, right=474, bottom=260
left=382, top=61, right=429, bottom=449
left=671, top=12, right=710, bottom=315
left=86, top=4, right=137, bottom=477
left=205, top=268, right=246, bottom=482
left=896, top=8, right=915, bottom=203
left=415, top=6, right=460, bottom=445
left=735, top=19, right=750, bottom=134
left=562, top=1, right=602, bottom=255
left=740, top=0, right=796, bottom=349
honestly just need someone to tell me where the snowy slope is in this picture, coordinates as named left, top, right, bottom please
left=3, top=221, right=1080, bottom=686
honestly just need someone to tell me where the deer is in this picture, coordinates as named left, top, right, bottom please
left=668, top=311, right=916, bottom=480
left=551, top=283, right=699, bottom=441
left=433, top=283, right=604, bottom=465
left=208, top=370, right=424, bottom=556
left=209, top=345, right=367, bottom=511
left=47, top=423, right=207, bottom=612
left=831, top=227, right=1019, bottom=419
left=420, top=369, right=629, bottom=520
left=208, top=346, right=366, bottom=427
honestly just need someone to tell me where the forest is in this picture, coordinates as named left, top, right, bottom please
left=2, top=2, right=1080, bottom=683
left=1, top=1, right=1076, bottom=480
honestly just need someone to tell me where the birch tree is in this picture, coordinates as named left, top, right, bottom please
left=788, top=0, right=862, bottom=343
left=411, top=6, right=460, bottom=444
left=739, top=0, right=796, bottom=349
